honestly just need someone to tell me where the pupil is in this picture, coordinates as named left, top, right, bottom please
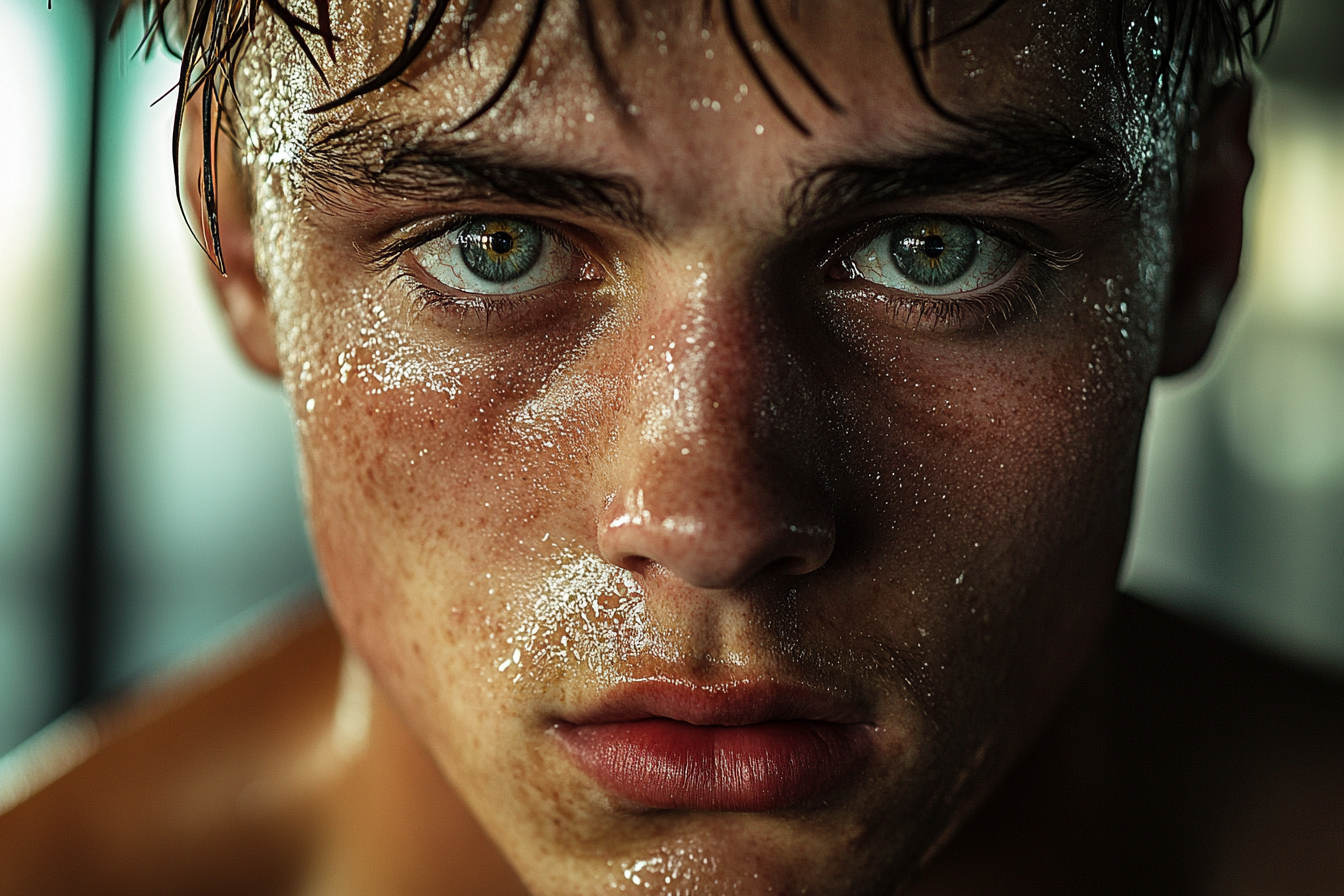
left=458, top=217, right=543, bottom=283
left=887, top=219, right=979, bottom=288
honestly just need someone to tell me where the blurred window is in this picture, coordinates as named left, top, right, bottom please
left=0, top=1, right=88, bottom=754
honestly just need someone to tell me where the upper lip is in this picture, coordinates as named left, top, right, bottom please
left=558, top=679, right=872, bottom=727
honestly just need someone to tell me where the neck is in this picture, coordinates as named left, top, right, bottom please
left=306, top=648, right=530, bottom=896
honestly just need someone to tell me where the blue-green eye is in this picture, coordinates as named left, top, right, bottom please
left=847, top=218, right=1020, bottom=295
left=458, top=218, right=543, bottom=283
left=413, top=217, right=576, bottom=295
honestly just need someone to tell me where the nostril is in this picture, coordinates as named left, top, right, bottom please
left=772, top=553, right=826, bottom=578
left=597, top=486, right=835, bottom=590
left=607, top=551, right=654, bottom=576
left=769, top=522, right=836, bottom=578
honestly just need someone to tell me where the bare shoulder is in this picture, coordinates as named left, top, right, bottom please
left=0, top=599, right=344, bottom=896
left=915, top=596, right=1344, bottom=895
left=1097, top=596, right=1344, bottom=893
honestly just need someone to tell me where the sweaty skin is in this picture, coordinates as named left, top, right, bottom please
left=232, top=3, right=1181, bottom=893
left=8, top=2, right=1335, bottom=895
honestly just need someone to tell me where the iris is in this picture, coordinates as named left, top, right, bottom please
left=888, top=220, right=980, bottom=288
left=459, top=219, right=544, bottom=284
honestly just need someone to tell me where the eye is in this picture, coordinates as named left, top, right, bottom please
left=412, top=217, right=579, bottom=295
left=843, top=218, right=1021, bottom=296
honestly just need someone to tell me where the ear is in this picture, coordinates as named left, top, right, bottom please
left=1159, top=82, right=1255, bottom=376
left=182, top=100, right=282, bottom=377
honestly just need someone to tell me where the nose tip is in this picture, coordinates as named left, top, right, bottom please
left=597, top=487, right=835, bottom=590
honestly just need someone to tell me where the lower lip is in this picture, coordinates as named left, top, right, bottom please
left=555, top=718, right=873, bottom=812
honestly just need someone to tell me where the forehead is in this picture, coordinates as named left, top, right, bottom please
left=248, top=0, right=1139, bottom=148
left=236, top=0, right=1159, bottom=237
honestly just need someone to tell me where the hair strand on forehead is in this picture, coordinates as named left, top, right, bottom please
left=747, top=0, right=844, bottom=113
left=306, top=0, right=456, bottom=113
left=115, top=0, right=1281, bottom=271
left=721, top=0, right=811, bottom=135
left=576, top=0, right=635, bottom=124
left=450, top=0, right=550, bottom=130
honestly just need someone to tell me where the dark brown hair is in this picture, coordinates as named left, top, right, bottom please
left=115, top=0, right=1279, bottom=270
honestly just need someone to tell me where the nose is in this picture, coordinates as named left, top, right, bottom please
left=596, top=273, right=835, bottom=590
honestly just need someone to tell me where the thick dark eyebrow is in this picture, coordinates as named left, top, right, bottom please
left=298, top=117, right=653, bottom=234
left=299, top=113, right=1133, bottom=239
left=786, top=116, right=1138, bottom=231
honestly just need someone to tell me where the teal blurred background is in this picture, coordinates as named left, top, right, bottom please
left=0, top=0, right=1341, bottom=756
left=0, top=0, right=315, bottom=754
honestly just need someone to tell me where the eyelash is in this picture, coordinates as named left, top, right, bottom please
left=880, top=270, right=1046, bottom=331
left=376, top=216, right=599, bottom=326
left=375, top=214, right=1075, bottom=332
left=823, top=216, right=1074, bottom=331
left=391, top=272, right=536, bottom=326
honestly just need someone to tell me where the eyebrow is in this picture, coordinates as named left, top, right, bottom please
left=299, top=117, right=653, bottom=234
left=785, top=116, right=1138, bottom=231
left=298, top=112, right=1135, bottom=236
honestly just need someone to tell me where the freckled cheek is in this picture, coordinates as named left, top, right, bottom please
left=296, top=379, right=553, bottom=742
left=297, top=354, right=615, bottom=654
left=831, top=337, right=1147, bottom=606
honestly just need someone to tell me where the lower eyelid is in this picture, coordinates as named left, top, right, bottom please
left=397, top=272, right=529, bottom=328
left=833, top=255, right=1046, bottom=332
left=394, top=249, right=605, bottom=334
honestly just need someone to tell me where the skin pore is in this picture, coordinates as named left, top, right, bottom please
left=180, top=1, right=1252, bottom=893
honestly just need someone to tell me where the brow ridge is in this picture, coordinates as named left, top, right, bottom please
left=786, top=115, right=1138, bottom=230
left=300, top=112, right=1134, bottom=237
left=299, top=117, right=653, bottom=233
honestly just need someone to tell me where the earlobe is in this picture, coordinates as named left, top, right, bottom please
left=1160, top=82, right=1255, bottom=377
left=182, top=101, right=282, bottom=378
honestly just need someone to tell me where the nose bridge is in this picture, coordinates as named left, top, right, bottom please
left=597, top=267, right=834, bottom=590
left=641, top=269, right=766, bottom=455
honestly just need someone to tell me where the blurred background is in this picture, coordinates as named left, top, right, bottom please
left=0, top=0, right=1341, bottom=756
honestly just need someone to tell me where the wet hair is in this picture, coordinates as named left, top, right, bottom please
left=115, top=0, right=1279, bottom=269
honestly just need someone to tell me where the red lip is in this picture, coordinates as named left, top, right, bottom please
left=553, top=682, right=874, bottom=812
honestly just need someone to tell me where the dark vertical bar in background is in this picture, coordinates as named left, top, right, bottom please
left=69, top=0, right=112, bottom=708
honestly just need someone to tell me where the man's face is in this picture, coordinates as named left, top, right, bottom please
left=237, top=2, right=1175, bottom=892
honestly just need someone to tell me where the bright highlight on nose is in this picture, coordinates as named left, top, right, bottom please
left=599, top=483, right=835, bottom=590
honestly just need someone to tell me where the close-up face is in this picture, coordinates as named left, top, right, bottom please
left=221, top=1, right=1203, bottom=892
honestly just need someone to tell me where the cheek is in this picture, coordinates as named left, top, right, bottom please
left=281, top=286, right=624, bottom=699
left=815, top=305, right=1154, bottom=700
left=834, top=336, right=1143, bottom=541
left=823, top=260, right=1159, bottom=557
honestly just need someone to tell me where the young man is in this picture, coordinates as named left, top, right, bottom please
left=3, top=0, right=1342, bottom=893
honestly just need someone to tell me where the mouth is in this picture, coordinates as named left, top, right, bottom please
left=552, top=681, right=875, bottom=812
